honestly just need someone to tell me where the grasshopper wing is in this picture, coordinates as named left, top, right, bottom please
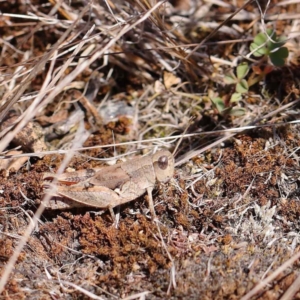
left=87, top=164, right=131, bottom=190
left=56, top=185, right=126, bottom=209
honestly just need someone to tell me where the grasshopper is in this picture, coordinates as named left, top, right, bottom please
left=43, top=150, right=174, bottom=220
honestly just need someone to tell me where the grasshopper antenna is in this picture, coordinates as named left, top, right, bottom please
left=172, top=117, right=194, bottom=157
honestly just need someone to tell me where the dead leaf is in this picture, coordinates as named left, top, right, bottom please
left=154, top=80, right=165, bottom=94
left=163, top=71, right=181, bottom=89
left=0, top=150, right=28, bottom=177
left=1, top=115, right=47, bottom=154
left=36, top=110, right=69, bottom=126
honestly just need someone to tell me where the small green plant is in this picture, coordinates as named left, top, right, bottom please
left=210, top=29, right=289, bottom=117
left=250, top=28, right=289, bottom=67
left=210, top=92, right=246, bottom=117
left=211, top=96, right=246, bottom=116
left=224, top=62, right=250, bottom=102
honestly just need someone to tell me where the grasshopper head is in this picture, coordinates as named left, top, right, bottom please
left=152, top=150, right=174, bottom=183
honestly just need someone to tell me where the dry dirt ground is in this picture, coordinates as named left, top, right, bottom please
left=1, top=0, right=300, bottom=299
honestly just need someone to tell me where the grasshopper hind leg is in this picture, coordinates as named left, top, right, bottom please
left=108, top=206, right=116, bottom=223
left=146, top=187, right=157, bottom=220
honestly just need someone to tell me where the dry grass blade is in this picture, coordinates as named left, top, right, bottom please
left=280, top=273, right=300, bottom=300
left=241, top=251, right=300, bottom=300
left=0, top=5, right=89, bottom=119
left=0, top=121, right=89, bottom=293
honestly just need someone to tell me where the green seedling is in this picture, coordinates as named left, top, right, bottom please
left=211, top=96, right=246, bottom=116
left=211, top=96, right=225, bottom=113
left=211, top=29, right=288, bottom=117
left=210, top=89, right=246, bottom=117
left=250, top=28, right=289, bottom=67
left=224, top=62, right=250, bottom=103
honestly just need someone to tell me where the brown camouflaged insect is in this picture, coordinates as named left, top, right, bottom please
left=43, top=150, right=174, bottom=220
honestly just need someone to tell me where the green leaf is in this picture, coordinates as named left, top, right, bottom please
left=236, top=63, right=249, bottom=79
left=250, top=43, right=268, bottom=57
left=266, top=28, right=276, bottom=41
left=270, top=55, right=284, bottom=67
left=229, top=107, right=246, bottom=116
left=250, top=29, right=276, bottom=57
left=277, top=35, right=287, bottom=47
left=211, top=97, right=225, bottom=113
left=253, top=31, right=268, bottom=45
left=230, top=93, right=242, bottom=102
left=274, top=46, right=289, bottom=58
left=269, top=35, right=287, bottom=51
left=236, top=79, right=248, bottom=93
left=224, top=74, right=237, bottom=84
left=270, top=47, right=289, bottom=66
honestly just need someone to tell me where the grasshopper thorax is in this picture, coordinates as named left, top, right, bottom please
left=152, top=150, right=174, bottom=183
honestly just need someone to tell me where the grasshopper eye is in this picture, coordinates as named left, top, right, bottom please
left=158, top=156, right=168, bottom=170
left=152, top=150, right=174, bottom=183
